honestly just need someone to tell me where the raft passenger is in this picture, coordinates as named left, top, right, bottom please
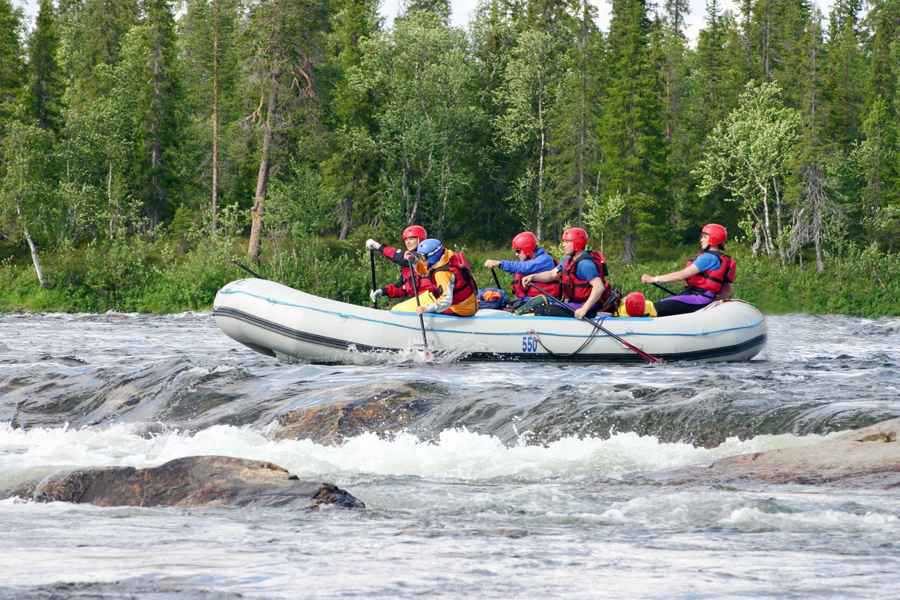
left=483, top=231, right=560, bottom=308
left=366, top=225, right=435, bottom=304
left=413, top=239, right=478, bottom=317
left=521, top=227, right=612, bottom=320
left=640, top=223, right=736, bottom=317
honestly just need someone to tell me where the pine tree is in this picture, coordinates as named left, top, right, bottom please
left=180, top=0, right=241, bottom=232
left=596, top=0, right=667, bottom=262
left=243, top=0, right=330, bottom=261
left=28, top=0, right=64, bottom=132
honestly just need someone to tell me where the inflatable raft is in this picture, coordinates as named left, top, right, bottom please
left=213, top=278, right=766, bottom=364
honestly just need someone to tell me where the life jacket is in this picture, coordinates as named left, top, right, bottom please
left=381, top=244, right=434, bottom=298
left=428, top=250, right=478, bottom=308
left=560, top=250, right=610, bottom=304
left=684, top=251, right=736, bottom=296
left=511, top=253, right=561, bottom=299
left=400, top=263, right=434, bottom=298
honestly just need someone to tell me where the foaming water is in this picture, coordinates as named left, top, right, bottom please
left=1, top=312, right=899, bottom=598
left=0, top=422, right=831, bottom=485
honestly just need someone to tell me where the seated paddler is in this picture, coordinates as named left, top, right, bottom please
left=366, top=224, right=435, bottom=304
left=483, top=231, right=559, bottom=309
left=411, top=239, right=478, bottom=317
left=640, top=223, right=736, bottom=317
left=520, top=227, right=612, bottom=320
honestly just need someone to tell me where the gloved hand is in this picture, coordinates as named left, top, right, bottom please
left=365, top=239, right=381, bottom=251
left=370, top=288, right=384, bottom=303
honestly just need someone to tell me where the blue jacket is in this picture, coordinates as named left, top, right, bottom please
left=500, top=248, right=556, bottom=276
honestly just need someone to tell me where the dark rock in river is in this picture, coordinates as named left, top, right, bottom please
left=274, top=383, right=432, bottom=443
left=9, top=455, right=365, bottom=509
left=666, top=418, right=900, bottom=488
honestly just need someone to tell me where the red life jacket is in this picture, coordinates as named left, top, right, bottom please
left=400, top=264, right=435, bottom=297
left=381, top=244, right=435, bottom=298
left=560, top=250, right=610, bottom=303
left=512, top=271, right=561, bottom=299
left=684, top=251, right=736, bottom=296
left=429, top=251, right=477, bottom=306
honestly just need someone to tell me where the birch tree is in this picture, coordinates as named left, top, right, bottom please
left=695, top=81, right=800, bottom=258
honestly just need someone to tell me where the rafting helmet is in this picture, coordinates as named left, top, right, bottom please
left=701, top=223, right=727, bottom=246
left=402, top=224, right=427, bottom=241
left=624, top=292, right=647, bottom=317
left=511, top=231, right=538, bottom=256
left=417, top=238, right=445, bottom=267
left=562, top=227, right=589, bottom=252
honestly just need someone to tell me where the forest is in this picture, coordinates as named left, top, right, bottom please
left=0, top=0, right=897, bottom=315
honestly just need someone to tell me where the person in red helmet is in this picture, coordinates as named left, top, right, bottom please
left=366, top=225, right=435, bottom=303
left=483, top=231, right=559, bottom=306
left=521, top=227, right=612, bottom=319
left=640, top=223, right=736, bottom=317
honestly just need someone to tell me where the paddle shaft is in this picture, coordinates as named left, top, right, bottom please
left=652, top=281, right=678, bottom=296
left=535, top=287, right=661, bottom=364
left=407, top=259, right=429, bottom=350
left=369, top=249, right=378, bottom=308
left=232, top=260, right=262, bottom=279
left=491, top=267, right=502, bottom=289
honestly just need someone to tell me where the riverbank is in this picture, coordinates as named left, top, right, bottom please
left=1, top=234, right=898, bottom=317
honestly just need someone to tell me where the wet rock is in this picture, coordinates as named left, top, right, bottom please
left=676, top=418, right=900, bottom=488
left=9, top=456, right=364, bottom=509
left=274, top=384, right=432, bottom=444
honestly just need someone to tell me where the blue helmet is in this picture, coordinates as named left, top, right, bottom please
left=417, top=238, right=445, bottom=267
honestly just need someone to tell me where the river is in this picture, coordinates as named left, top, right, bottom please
left=1, top=312, right=898, bottom=598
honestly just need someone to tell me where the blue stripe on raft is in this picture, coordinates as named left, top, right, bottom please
left=216, top=287, right=764, bottom=339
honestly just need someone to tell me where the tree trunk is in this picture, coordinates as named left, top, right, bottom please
left=537, top=93, right=545, bottom=241
left=248, top=74, right=278, bottom=263
left=339, top=197, right=351, bottom=240
left=211, top=0, right=220, bottom=234
left=16, top=200, right=47, bottom=288
left=107, top=160, right=115, bottom=238
left=622, top=208, right=635, bottom=264
left=150, top=31, right=164, bottom=227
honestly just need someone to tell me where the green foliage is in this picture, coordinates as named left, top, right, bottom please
left=695, top=81, right=801, bottom=256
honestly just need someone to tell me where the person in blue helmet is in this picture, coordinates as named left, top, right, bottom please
left=411, top=239, right=478, bottom=317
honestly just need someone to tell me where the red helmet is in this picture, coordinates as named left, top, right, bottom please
left=701, top=223, right=727, bottom=246
left=511, top=231, right=538, bottom=256
left=624, top=292, right=646, bottom=317
left=562, top=227, right=589, bottom=252
left=402, top=225, right=427, bottom=241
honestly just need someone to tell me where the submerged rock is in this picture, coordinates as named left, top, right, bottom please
left=9, top=455, right=364, bottom=509
left=274, top=383, right=432, bottom=444
left=673, top=418, right=900, bottom=488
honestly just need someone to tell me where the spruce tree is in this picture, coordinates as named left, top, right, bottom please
left=321, top=0, right=381, bottom=238
left=821, top=0, right=865, bottom=149
left=0, top=0, right=26, bottom=138
left=28, top=0, right=64, bottom=132
left=596, top=0, right=667, bottom=263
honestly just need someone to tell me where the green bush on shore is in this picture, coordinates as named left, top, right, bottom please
left=0, top=234, right=898, bottom=317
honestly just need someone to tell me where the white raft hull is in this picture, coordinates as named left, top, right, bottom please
left=213, top=279, right=766, bottom=363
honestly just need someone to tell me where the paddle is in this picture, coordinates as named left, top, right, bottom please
left=532, top=286, right=661, bottom=364
left=232, top=260, right=263, bottom=279
left=407, top=257, right=429, bottom=351
left=651, top=281, right=678, bottom=296
left=490, top=267, right=502, bottom=289
left=369, top=249, right=378, bottom=308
